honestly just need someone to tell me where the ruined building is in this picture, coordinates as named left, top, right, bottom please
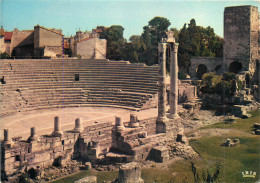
left=189, top=5, right=259, bottom=81
left=223, top=5, right=259, bottom=75
left=0, top=25, right=107, bottom=59
left=70, top=27, right=107, bottom=59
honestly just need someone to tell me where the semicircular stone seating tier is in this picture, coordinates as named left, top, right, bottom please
left=0, top=59, right=158, bottom=116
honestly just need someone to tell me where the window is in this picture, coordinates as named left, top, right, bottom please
left=75, top=74, right=79, bottom=81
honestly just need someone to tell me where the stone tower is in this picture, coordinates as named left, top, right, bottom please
left=223, top=5, right=259, bottom=75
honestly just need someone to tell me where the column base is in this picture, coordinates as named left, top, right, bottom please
left=28, top=135, right=38, bottom=142
left=168, top=113, right=179, bottom=119
left=73, top=127, right=84, bottom=133
left=116, top=126, right=125, bottom=132
left=52, top=131, right=63, bottom=137
left=156, top=116, right=169, bottom=123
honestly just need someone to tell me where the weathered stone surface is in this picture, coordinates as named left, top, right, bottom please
left=149, top=146, right=169, bottom=163
left=222, top=138, right=240, bottom=147
left=52, top=116, right=63, bottom=137
left=224, top=6, right=259, bottom=75
left=157, top=42, right=168, bottom=123
left=255, top=130, right=260, bottom=135
left=130, top=114, right=139, bottom=128
left=74, top=176, right=97, bottom=183
left=169, top=42, right=179, bottom=119
left=85, top=162, right=92, bottom=170
left=118, top=162, right=144, bottom=183
left=74, top=118, right=84, bottom=133
left=254, top=123, right=260, bottom=130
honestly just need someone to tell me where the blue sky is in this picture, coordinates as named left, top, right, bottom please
left=1, top=0, right=259, bottom=40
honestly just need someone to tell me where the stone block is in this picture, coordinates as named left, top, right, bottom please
left=255, top=130, right=260, bottom=135
left=118, top=162, right=144, bottom=183
left=53, top=145, right=63, bottom=153
left=85, top=162, right=92, bottom=170
left=254, top=123, right=260, bottom=129
left=138, top=132, right=147, bottom=138
left=150, top=146, right=169, bottom=163
left=74, top=176, right=97, bottom=183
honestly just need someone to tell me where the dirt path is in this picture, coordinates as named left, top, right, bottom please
left=187, top=128, right=250, bottom=140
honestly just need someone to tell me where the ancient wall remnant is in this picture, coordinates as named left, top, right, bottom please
left=224, top=5, right=259, bottom=75
left=117, top=162, right=144, bottom=183
left=75, top=37, right=107, bottom=59
left=189, top=57, right=223, bottom=79
left=34, top=25, right=63, bottom=57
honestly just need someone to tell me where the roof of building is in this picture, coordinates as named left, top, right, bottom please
left=77, top=37, right=95, bottom=43
left=36, top=25, right=64, bottom=36
left=4, top=32, right=13, bottom=41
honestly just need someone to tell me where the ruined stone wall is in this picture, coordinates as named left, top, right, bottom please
left=36, top=27, right=63, bottom=48
left=223, top=5, right=259, bottom=74
left=1, top=120, right=116, bottom=177
left=189, top=57, right=223, bottom=78
left=178, top=84, right=197, bottom=103
left=1, top=115, right=163, bottom=178
left=0, top=36, right=5, bottom=53
left=2, top=132, right=79, bottom=177
left=12, top=30, right=34, bottom=48
left=76, top=38, right=106, bottom=59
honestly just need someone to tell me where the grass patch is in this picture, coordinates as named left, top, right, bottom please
left=188, top=109, right=260, bottom=183
left=202, top=110, right=260, bottom=133
left=96, top=171, right=118, bottom=183
left=51, top=170, right=90, bottom=183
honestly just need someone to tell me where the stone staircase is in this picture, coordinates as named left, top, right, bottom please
left=0, top=59, right=158, bottom=116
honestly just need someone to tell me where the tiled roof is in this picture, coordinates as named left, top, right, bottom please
left=4, top=32, right=13, bottom=41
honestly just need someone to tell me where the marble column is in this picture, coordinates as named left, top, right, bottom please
left=169, top=43, right=179, bottom=119
left=28, top=127, right=38, bottom=141
left=3, top=129, right=13, bottom=146
left=130, top=113, right=139, bottom=128
left=115, top=116, right=125, bottom=132
left=52, top=116, right=63, bottom=137
left=74, top=118, right=84, bottom=133
left=157, top=42, right=168, bottom=123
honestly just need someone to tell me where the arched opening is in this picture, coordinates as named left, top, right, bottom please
left=245, top=74, right=250, bottom=88
left=229, top=61, right=243, bottom=74
left=215, top=65, right=222, bottom=75
left=196, top=64, right=208, bottom=79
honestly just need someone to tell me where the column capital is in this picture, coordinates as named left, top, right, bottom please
left=158, top=42, right=167, bottom=53
left=173, top=43, right=179, bottom=53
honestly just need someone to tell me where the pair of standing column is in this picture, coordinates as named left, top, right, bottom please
left=157, top=41, right=179, bottom=123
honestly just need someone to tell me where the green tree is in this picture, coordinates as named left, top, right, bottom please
left=100, top=25, right=125, bottom=60
left=141, top=16, right=171, bottom=66
left=124, top=35, right=146, bottom=63
left=178, top=19, right=223, bottom=72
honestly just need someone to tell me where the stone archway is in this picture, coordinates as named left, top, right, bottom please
left=215, top=65, right=222, bottom=75
left=196, top=64, right=208, bottom=79
left=229, top=61, right=243, bottom=74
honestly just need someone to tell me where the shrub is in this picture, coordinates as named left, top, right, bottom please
left=200, top=72, right=241, bottom=97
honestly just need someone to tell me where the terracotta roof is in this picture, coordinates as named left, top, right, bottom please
left=38, top=25, right=64, bottom=36
left=4, top=32, right=13, bottom=41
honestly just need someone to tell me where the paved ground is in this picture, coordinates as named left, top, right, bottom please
left=1, top=106, right=159, bottom=140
